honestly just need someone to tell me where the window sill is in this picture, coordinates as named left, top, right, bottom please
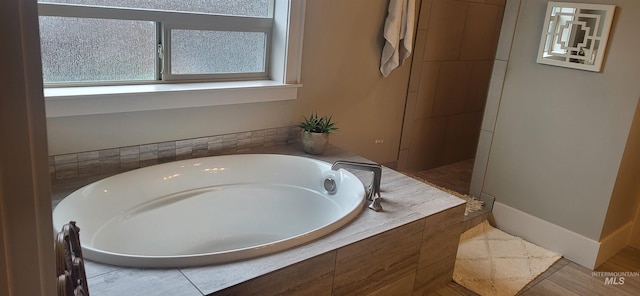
left=44, top=80, right=301, bottom=118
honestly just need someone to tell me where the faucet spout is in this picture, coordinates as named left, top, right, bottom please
left=331, top=160, right=383, bottom=211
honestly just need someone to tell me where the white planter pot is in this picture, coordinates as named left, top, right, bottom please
left=301, top=131, right=329, bottom=155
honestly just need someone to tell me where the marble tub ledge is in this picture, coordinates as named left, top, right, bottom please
left=54, top=144, right=466, bottom=295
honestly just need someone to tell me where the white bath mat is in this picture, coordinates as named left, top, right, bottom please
left=453, top=220, right=562, bottom=296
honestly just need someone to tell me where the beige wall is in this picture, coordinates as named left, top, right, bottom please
left=293, top=0, right=411, bottom=164
left=601, top=99, right=640, bottom=239
left=483, top=0, right=640, bottom=241
left=46, top=0, right=413, bottom=164
left=398, top=0, right=504, bottom=172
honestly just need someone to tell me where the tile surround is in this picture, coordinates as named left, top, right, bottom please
left=212, top=204, right=467, bottom=296
left=399, top=0, right=505, bottom=173
left=470, top=0, right=522, bottom=196
left=53, top=144, right=467, bottom=295
left=49, top=126, right=300, bottom=181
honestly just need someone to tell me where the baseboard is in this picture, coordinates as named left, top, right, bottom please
left=595, top=222, right=633, bottom=267
left=489, top=201, right=600, bottom=269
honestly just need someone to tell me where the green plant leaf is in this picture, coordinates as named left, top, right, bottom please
left=297, top=111, right=338, bottom=134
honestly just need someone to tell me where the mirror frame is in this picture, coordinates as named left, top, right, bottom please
left=536, top=2, right=615, bottom=72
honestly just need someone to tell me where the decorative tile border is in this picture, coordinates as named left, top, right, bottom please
left=49, top=126, right=300, bottom=180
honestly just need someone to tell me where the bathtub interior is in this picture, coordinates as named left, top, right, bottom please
left=52, top=154, right=366, bottom=266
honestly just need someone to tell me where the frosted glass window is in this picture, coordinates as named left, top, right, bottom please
left=39, top=0, right=271, bottom=17
left=38, top=0, right=274, bottom=85
left=170, top=30, right=267, bottom=75
left=39, top=16, right=156, bottom=84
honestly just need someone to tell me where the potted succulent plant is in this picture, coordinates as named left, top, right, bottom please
left=297, top=112, right=338, bottom=155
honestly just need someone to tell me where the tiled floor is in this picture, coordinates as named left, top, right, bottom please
left=414, top=159, right=474, bottom=195
left=428, top=246, right=640, bottom=295
left=411, top=159, right=640, bottom=296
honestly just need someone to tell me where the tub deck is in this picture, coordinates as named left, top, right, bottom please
left=51, top=144, right=466, bottom=295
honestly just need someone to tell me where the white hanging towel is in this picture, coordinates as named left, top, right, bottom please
left=380, top=0, right=416, bottom=77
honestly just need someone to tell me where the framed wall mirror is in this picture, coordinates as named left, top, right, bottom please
left=536, top=2, right=615, bottom=72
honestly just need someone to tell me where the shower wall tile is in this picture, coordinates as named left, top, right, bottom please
left=469, top=129, right=494, bottom=196
left=49, top=126, right=300, bottom=180
left=467, top=61, right=494, bottom=113
left=399, top=0, right=505, bottom=173
left=442, top=112, right=483, bottom=164
left=467, top=0, right=505, bottom=4
left=407, top=117, right=447, bottom=170
left=481, top=60, right=508, bottom=132
left=495, top=0, right=521, bottom=61
left=409, top=29, right=427, bottom=92
left=417, top=0, right=433, bottom=31
left=432, top=61, right=473, bottom=116
left=400, top=91, right=418, bottom=150
left=424, top=0, right=468, bottom=61
left=415, top=62, right=440, bottom=120
left=459, top=2, right=504, bottom=60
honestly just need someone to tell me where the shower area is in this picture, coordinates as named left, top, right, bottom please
left=397, top=0, right=505, bottom=196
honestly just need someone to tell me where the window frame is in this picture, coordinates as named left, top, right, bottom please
left=40, top=0, right=305, bottom=117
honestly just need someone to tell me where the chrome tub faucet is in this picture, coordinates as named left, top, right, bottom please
left=331, top=160, right=383, bottom=211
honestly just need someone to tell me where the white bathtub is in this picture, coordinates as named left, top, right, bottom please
left=52, top=154, right=366, bottom=268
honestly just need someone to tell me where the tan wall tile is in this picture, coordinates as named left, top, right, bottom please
left=332, top=219, right=425, bottom=296
left=77, top=151, right=99, bottom=162
left=424, top=0, right=468, bottom=61
left=459, top=2, right=504, bottom=60
left=466, top=61, right=494, bottom=113
left=99, top=148, right=120, bottom=159
left=400, top=92, right=418, bottom=150
left=417, top=0, right=434, bottom=31
left=433, top=61, right=474, bottom=117
left=407, top=117, right=447, bottom=170
left=415, top=62, right=441, bottom=120
left=442, top=112, right=483, bottom=163
left=419, top=204, right=466, bottom=267
left=409, top=30, right=428, bottom=92
left=50, top=126, right=307, bottom=182
left=213, top=251, right=336, bottom=296
left=466, top=0, right=505, bottom=4
left=366, top=272, right=416, bottom=296
left=54, top=153, right=77, bottom=165
left=413, top=254, right=458, bottom=295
